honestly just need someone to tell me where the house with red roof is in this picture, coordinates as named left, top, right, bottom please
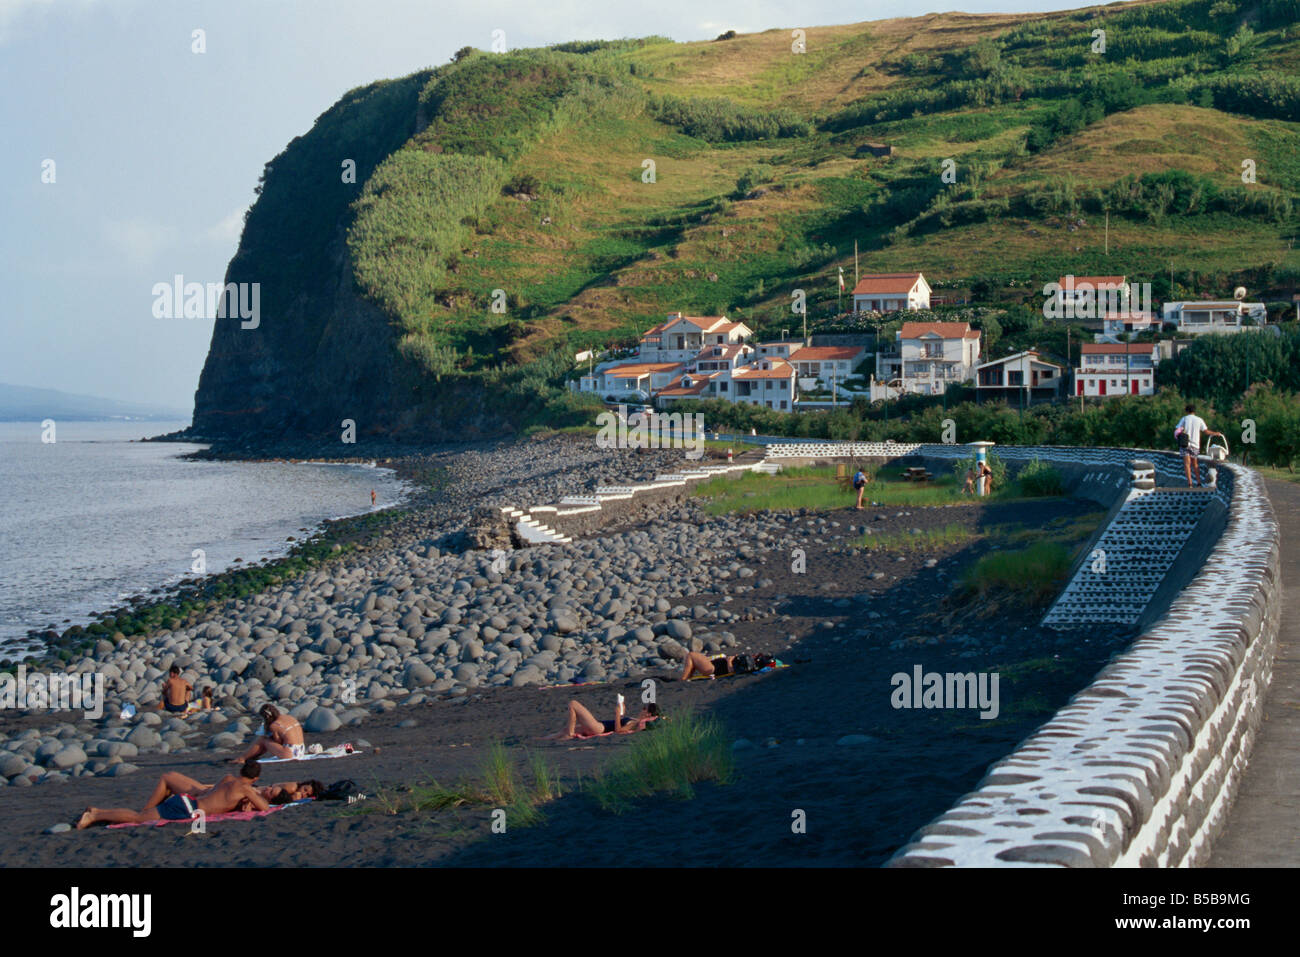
left=1075, top=342, right=1159, bottom=397
left=877, top=321, right=981, bottom=396
left=729, top=358, right=797, bottom=410
left=786, top=344, right=868, bottom=391
left=851, top=272, right=931, bottom=313
left=638, top=313, right=752, bottom=363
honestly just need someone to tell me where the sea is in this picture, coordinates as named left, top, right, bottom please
left=0, top=420, right=411, bottom=656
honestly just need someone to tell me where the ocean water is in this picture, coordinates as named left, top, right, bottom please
left=0, top=420, right=410, bottom=654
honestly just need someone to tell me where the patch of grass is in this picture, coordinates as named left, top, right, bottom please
left=959, top=540, right=1073, bottom=604
left=587, top=710, right=734, bottom=814
left=347, top=743, right=562, bottom=828
left=858, top=523, right=975, bottom=551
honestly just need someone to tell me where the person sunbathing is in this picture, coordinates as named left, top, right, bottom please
left=75, top=760, right=269, bottom=828
left=552, top=699, right=659, bottom=740
left=232, top=704, right=305, bottom=763
left=680, top=651, right=738, bottom=680
left=232, top=779, right=324, bottom=811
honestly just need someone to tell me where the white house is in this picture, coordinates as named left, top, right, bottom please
left=638, top=314, right=752, bottom=363
left=1162, top=301, right=1266, bottom=334
left=975, top=351, right=1064, bottom=400
left=729, top=358, right=797, bottom=410
left=1097, top=311, right=1158, bottom=343
left=786, top=345, right=868, bottom=392
left=852, top=272, right=931, bottom=313
left=1054, top=275, right=1127, bottom=318
left=877, top=321, right=981, bottom=396
left=584, top=361, right=683, bottom=399
left=1075, top=343, right=1158, bottom=397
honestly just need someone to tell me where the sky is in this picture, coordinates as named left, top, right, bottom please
left=0, top=0, right=1092, bottom=414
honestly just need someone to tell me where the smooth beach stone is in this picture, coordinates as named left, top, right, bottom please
left=304, top=706, right=341, bottom=733
left=509, top=666, right=544, bottom=687
left=403, top=663, right=436, bottom=689
left=208, top=732, right=242, bottom=750
left=0, top=754, right=27, bottom=778
left=45, top=823, right=72, bottom=834
left=102, top=762, right=139, bottom=777
left=98, top=740, right=139, bottom=759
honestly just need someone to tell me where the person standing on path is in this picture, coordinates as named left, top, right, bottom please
left=1175, top=403, right=1224, bottom=488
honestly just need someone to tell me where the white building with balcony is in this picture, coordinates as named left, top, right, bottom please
left=877, top=321, right=981, bottom=396
left=1162, top=300, right=1266, bottom=334
left=1074, top=343, right=1159, bottom=397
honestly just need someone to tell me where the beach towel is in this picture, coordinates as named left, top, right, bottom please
left=256, top=744, right=364, bottom=764
left=686, top=662, right=789, bottom=681
left=106, top=799, right=312, bottom=829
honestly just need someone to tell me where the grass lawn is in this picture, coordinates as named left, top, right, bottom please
left=694, top=464, right=1055, bottom=514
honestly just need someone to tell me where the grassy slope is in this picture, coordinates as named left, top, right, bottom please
left=389, top=0, right=1299, bottom=372
left=223, top=0, right=1299, bottom=414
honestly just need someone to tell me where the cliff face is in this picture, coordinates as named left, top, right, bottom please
left=189, top=72, right=513, bottom=446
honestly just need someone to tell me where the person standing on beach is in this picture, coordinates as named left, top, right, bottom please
left=852, top=468, right=868, bottom=510
left=1175, top=404, right=1223, bottom=488
left=371, top=489, right=376, bottom=506
left=159, top=666, right=193, bottom=714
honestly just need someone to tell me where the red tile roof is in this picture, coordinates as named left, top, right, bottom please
left=1058, top=275, right=1126, bottom=288
left=852, top=272, right=924, bottom=295
left=789, top=346, right=865, bottom=361
left=899, top=321, right=980, bottom=340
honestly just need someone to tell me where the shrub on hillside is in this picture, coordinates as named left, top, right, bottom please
left=1017, top=457, right=1065, bottom=496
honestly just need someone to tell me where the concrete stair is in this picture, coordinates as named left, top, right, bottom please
left=1043, top=488, right=1212, bottom=628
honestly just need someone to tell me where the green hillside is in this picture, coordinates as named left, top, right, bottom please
left=227, top=0, right=1300, bottom=428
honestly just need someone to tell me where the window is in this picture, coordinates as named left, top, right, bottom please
left=719, top=381, right=727, bottom=392
left=1007, top=370, right=1024, bottom=386
left=780, top=400, right=787, bottom=410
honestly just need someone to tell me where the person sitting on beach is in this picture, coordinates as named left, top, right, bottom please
left=552, top=699, right=659, bottom=740
left=75, top=760, right=269, bottom=828
left=231, top=704, right=305, bottom=763
left=680, top=651, right=739, bottom=681
left=202, top=687, right=214, bottom=711
left=159, top=666, right=193, bottom=714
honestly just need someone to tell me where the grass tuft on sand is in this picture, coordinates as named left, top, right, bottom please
left=587, top=710, right=734, bottom=814
left=959, top=540, right=1073, bottom=604
left=352, top=743, right=562, bottom=828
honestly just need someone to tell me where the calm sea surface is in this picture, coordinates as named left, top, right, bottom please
left=0, top=420, right=409, bottom=654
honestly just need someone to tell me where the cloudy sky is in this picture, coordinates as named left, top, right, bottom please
left=1, top=0, right=1081, bottom=413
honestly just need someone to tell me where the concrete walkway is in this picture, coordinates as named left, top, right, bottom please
left=1208, top=476, right=1300, bottom=867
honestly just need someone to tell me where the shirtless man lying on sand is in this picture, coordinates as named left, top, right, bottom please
left=75, top=760, right=269, bottom=828
left=232, top=704, right=305, bottom=763
left=547, top=699, right=660, bottom=740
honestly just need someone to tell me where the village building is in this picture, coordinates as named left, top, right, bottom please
left=1075, top=342, right=1159, bottom=397
left=974, top=350, right=1064, bottom=403
left=877, top=321, right=981, bottom=396
left=1161, top=300, right=1266, bottom=334
left=729, top=358, right=797, bottom=410
left=852, top=272, right=931, bottom=313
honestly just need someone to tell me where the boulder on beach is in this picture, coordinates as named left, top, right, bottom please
left=304, top=706, right=341, bottom=733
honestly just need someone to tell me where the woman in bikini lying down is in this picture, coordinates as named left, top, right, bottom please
left=231, top=779, right=324, bottom=811
left=547, top=699, right=660, bottom=740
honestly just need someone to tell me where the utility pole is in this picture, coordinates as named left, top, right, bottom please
left=1104, top=210, right=1109, bottom=256
left=855, top=239, right=859, bottom=289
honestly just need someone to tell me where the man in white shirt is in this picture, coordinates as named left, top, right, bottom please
left=1175, top=404, right=1223, bottom=488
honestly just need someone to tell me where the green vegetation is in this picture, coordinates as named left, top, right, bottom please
left=1016, top=457, right=1065, bottom=496
left=587, top=711, right=734, bottom=813
left=350, top=744, right=562, bottom=828
left=858, top=523, right=975, bottom=550
left=959, top=540, right=1074, bottom=604
left=226, top=0, right=1300, bottom=435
